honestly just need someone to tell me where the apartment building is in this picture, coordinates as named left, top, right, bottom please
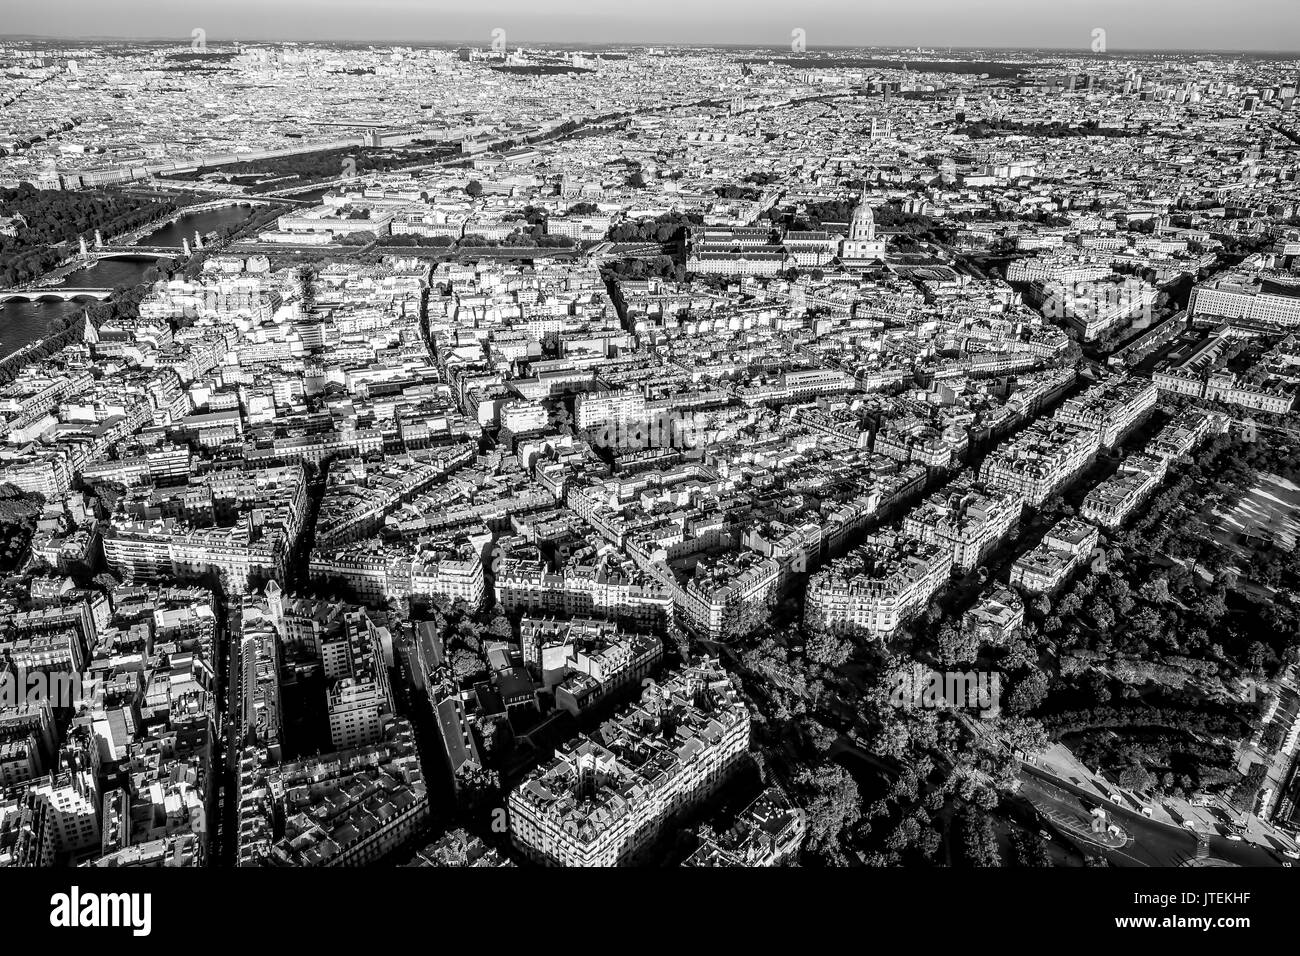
left=1009, top=517, right=1099, bottom=593
left=1052, top=376, right=1158, bottom=449
left=237, top=589, right=284, bottom=761
left=496, top=556, right=673, bottom=633
left=509, top=659, right=750, bottom=866
left=903, top=478, right=1024, bottom=572
left=103, top=464, right=307, bottom=589
left=309, top=540, right=486, bottom=608
left=237, top=719, right=428, bottom=867
left=323, top=610, right=395, bottom=752
left=518, top=616, right=664, bottom=715
left=1080, top=453, right=1166, bottom=529
left=0, top=769, right=100, bottom=866
left=682, top=788, right=806, bottom=867
left=804, top=533, right=953, bottom=639
left=979, top=421, right=1101, bottom=507
left=677, top=551, right=782, bottom=641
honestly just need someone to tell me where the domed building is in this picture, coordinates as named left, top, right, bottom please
left=839, top=189, right=887, bottom=263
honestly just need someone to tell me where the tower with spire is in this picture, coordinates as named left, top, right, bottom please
left=81, top=310, right=99, bottom=348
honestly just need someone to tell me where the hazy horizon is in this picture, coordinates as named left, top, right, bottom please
left=3, top=0, right=1298, bottom=54
left=5, top=35, right=1300, bottom=56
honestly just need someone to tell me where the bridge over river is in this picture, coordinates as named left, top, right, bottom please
left=0, top=288, right=113, bottom=303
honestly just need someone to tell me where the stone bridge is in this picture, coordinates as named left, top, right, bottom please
left=0, top=288, right=113, bottom=303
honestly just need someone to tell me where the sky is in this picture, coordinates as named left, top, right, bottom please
left=3, top=0, right=1299, bottom=52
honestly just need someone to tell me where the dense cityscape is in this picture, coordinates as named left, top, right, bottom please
left=1, top=14, right=1299, bottom=902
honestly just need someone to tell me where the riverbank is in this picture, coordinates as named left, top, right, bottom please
left=0, top=200, right=271, bottom=357
left=1, top=199, right=285, bottom=378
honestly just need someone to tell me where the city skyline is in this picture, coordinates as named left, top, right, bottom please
left=3, top=0, right=1299, bottom=52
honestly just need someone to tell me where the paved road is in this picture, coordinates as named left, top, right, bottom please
left=1021, top=777, right=1129, bottom=852
left=216, top=597, right=242, bottom=867
left=1022, top=764, right=1281, bottom=867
